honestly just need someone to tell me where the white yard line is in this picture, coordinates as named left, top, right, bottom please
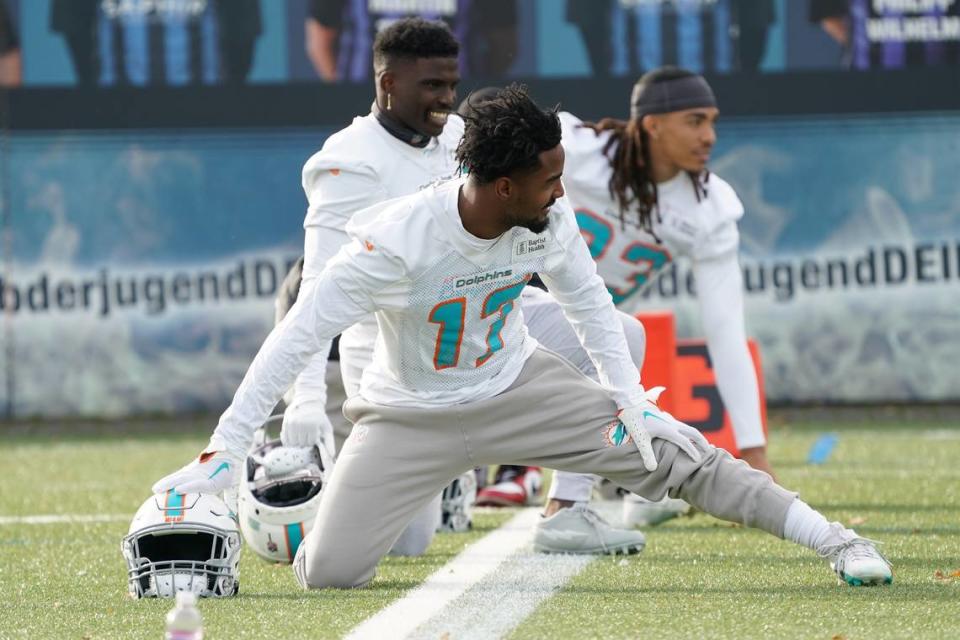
left=406, top=499, right=629, bottom=638
left=346, top=506, right=609, bottom=640
left=407, top=550, right=595, bottom=640
left=0, top=514, right=128, bottom=525
left=346, top=508, right=546, bottom=640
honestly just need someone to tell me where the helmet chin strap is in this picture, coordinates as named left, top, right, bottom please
left=372, top=101, right=431, bottom=149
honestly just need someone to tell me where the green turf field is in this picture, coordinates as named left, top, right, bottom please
left=2, top=421, right=959, bottom=639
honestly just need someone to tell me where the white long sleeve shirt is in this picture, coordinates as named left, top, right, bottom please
left=559, top=111, right=765, bottom=449
left=285, top=113, right=464, bottom=410
left=301, top=113, right=464, bottom=235
left=211, top=179, right=646, bottom=457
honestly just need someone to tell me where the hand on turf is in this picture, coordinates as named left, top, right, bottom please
left=281, top=398, right=334, bottom=448
left=618, top=387, right=707, bottom=472
left=151, top=449, right=242, bottom=495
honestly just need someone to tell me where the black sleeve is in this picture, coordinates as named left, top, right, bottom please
left=809, top=0, right=847, bottom=23
left=50, top=0, right=99, bottom=35
left=471, top=0, right=517, bottom=30
left=309, top=0, right=347, bottom=29
left=214, top=0, right=262, bottom=38
left=567, top=0, right=607, bottom=25
left=0, top=1, right=18, bottom=53
left=734, top=0, right=776, bottom=28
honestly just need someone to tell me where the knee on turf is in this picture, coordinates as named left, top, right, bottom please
left=297, top=551, right=374, bottom=590
left=387, top=531, right=433, bottom=557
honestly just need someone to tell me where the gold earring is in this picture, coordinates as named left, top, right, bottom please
left=386, top=93, right=392, bottom=110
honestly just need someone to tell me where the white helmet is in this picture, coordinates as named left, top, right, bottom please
left=438, top=470, right=477, bottom=533
left=238, top=418, right=332, bottom=563
left=121, top=491, right=241, bottom=598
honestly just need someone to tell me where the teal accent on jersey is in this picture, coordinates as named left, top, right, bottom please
left=574, top=208, right=672, bottom=306
left=610, top=243, right=671, bottom=305
left=575, top=210, right=612, bottom=259
left=476, top=278, right=528, bottom=366
left=208, top=462, right=230, bottom=480
left=429, top=298, right=467, bottom=369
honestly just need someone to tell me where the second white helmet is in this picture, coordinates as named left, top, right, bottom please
left=238, top=420, right=333, bottom=563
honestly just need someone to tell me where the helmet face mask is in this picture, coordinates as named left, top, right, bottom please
left=239, top=428, right=332, bottom=564
left=121, top=493, right=241, bottom=599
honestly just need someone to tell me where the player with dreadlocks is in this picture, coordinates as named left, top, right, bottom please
left=603, top=68, right=711, bottom=236
left=474, top=68, right=778, bottom=543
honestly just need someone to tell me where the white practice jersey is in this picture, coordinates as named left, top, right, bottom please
left=302, top=113, right=464, bottom=232
left=212, top=179, right=646, bottom=452
left=557, top=112, right=765, bottom=450
left=287, top=113, right=465, bottom=411
left=559, top=111, right=743, bottom=312
left=339, top=179, right=644, bottom=408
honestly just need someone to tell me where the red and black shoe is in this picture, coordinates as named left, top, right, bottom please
left=474, top=465, right=543, bottom=507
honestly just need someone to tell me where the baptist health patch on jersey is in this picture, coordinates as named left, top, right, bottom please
left=512, top=231, right=552, bottom=262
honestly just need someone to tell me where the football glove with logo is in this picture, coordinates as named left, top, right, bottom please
left=618, top=387, right=708, bottom=472
left=152, top=448, right=243, bottom=495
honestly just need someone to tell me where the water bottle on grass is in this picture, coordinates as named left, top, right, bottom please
left=164, top=591, right=203, bottom=640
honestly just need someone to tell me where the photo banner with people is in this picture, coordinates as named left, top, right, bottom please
left=1, top=0, right=956, bottom=89
left=1, top=112, right=958, bottom=417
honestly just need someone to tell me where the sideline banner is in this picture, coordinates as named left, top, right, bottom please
left=1, top=113, right=958, bottom=418
left=622, top=114, right=960, bottom=403
left=1, top=129, right=325, bottom=417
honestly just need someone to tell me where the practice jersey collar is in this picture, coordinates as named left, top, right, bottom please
left=372, top=102, right=431, bottom=149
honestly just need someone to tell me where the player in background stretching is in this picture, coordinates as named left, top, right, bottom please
left=474, top=68, right=777, bottom=538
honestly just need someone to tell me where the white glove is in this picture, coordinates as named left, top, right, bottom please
left=618, top=387, right=708, bottom=472
left=281, top=398, right=334, bottom=449
left=151, top=449, right=243, bottom=495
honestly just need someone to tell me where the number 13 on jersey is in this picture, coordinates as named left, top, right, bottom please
left=428, top=277, right=529, bottom=371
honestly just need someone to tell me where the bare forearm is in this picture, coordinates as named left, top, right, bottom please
left=820, top=17, right=849, bottom=46
left=306, top=20, right=339, bottom=82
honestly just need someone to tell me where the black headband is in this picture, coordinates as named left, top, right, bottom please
left=630, top=75, right=717, bottom=120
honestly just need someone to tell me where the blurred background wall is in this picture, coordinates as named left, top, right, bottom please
left=1, top=0, right=958, bottom=417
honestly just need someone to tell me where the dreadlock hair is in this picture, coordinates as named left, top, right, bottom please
left=372, top=18, right=459, bottom=71
left=456, top=84, right=561, bottom=185
left=603, top=67, right=710, bottom=237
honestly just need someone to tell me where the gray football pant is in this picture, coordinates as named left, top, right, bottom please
left=281, top=247, right=440, bottom=556
left=294, top=348, right=796, bottom=589
left=324, top=356, right=441, bottom=557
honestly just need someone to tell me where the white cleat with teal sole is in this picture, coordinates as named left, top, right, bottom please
left=819, top=524, right=893, bottom=586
